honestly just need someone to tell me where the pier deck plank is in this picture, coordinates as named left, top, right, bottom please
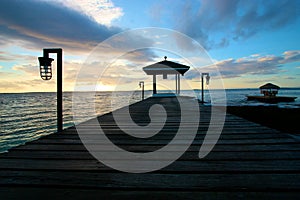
left=0, top=97, right=300, bottom=199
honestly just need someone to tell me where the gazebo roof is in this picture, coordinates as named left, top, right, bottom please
left=259, top=83, right=280, bottom=90
left=143, top=58, right=190, bottom=75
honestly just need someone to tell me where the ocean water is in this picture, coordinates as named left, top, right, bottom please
left=1, top=88, right=300, bottom=153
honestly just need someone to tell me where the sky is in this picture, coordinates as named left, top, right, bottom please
left=0, top=0, right=299, bottom=93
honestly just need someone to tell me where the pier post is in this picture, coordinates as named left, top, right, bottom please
left=139, top=81, right=144, bottom=100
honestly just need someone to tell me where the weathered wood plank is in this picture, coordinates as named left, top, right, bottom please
left=2, top=150, right=300, bottom=161
left=28, top=138, right=297, bottom=145
left=42, top=132, right=292, bottom=140
left=1, top=187, right=299, bottom=200
left=0, top=170, right=300, bottom=191
left=9, top=143, right=300, bottom=152
left=1, top=158, right=300, bottom=172
left=64, top=128, right=280, bottom=135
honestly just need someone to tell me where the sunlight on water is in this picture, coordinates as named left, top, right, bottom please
left=0, top=91, right=151, bottom=153
left=0, top=88, right=299, bottom=153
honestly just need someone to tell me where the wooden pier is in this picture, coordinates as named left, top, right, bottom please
left=1, top=97, right=300, bottom=199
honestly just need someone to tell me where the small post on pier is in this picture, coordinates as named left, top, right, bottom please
left=139, top=81, right=145, bottom=100
left=200, top=73, right=210, bottom=104
left=38, top=48, right=63, bottom=132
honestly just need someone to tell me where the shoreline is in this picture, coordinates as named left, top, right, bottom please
left=226, top=106, right=300, bottom=134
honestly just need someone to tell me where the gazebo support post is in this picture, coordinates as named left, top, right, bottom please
left=153, top=74, right=157, bottom=95
left=175, top=74, right=178, bottom=94
left=178, top=74, right=180, bottom=95
left=201, top=74, right=204, bottom=103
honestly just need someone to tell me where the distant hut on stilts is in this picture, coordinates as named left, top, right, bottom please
left=247, top=83, right=297, bottom=103
left=259, top=83, right=280, bottom=97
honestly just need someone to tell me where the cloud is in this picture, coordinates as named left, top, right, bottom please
left=12, top=64, right=38, bottom=76
left=2, top=60, right=80, bottom=92
left=0, top=51, right=36, bottom=62
left=283, top=51, right=300, bottom=63
left=0, top=53, right=13, bottom=61
left=0, top=78, right=61, bottom=92
left=53, top=0, right=124, bottom=26
left=185, top=50, right=300, bottom=79
left=4, top=50, right=300, bottom=92
left=4, top=48, right=158, bottom=92
left=66, top=49, right=158, bottom=87
left=0, top=0, right=122, bottom=52
left=283, top=76, right=297, bottom=80
left=0, top=81, right=23, bottom=91
left=0, top=0, right=161, bottom=59
left=245, top=79, right=274, bottom=84
left=176, top=0, right=299, bottom=49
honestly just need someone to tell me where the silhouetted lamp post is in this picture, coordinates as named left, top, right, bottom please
left=200, top=73, right=210, bottom=104
left=139, top=81, right=145, bottom=100
left=38, top=48, right=63, bottom=132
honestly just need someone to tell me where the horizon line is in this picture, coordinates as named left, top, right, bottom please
left=1, top=87, right=300, bottom=94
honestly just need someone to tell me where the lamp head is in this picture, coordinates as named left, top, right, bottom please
left=139, top=81, right=144, bottom=88
left=38, top=57, right=54, bottom=80
left=206, top=74, right=210, bottom=85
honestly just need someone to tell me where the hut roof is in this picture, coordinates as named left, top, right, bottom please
left=259, top=83, right=280, bottom=90
left=143, top=59, right=190, bottom=75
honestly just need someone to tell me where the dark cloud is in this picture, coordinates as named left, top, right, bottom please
left=283, top=76, right=297, bottom=80
left=245, top=78, right=274, bottom=84
left=184, top=68, right=201, bottom=80
left=0, top=0, right=122, bottom=52
left=121, top=49, right=158, bottom=63
left=283, top=51, right=300, bottom=63
left=176, top=0, right=299, bottom=49
left=184, top=51, right=300, bottom=79
left=215, top=51, right=300, bottom=78
left=0, top=51, right=36, bottom=62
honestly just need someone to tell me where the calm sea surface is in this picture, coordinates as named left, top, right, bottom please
left=1, top=88, right=300, bottom=153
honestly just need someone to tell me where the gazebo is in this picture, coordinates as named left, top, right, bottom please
left=259, top=83, right=280, bottom=97
left=143, top=56, right=190, bottom=96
